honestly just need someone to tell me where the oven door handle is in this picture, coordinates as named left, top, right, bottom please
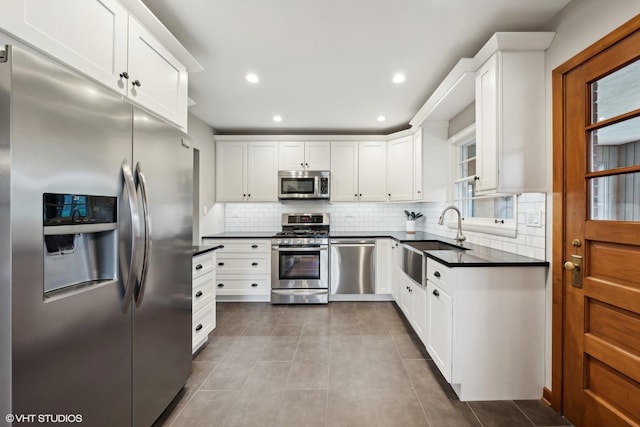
left=272, top=246, right=328, bottom=252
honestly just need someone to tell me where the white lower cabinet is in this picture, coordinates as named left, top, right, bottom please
left=202, top=239, right=271, bottom=302
left=374, top=239, right=392, bottom=294
left=192, top=250, right=217, bottom=354
left=425, top=258, right=546, bottom=401
left=398, top=274, right=427, bottom=346
left=426, top=280, right=452, bottom=381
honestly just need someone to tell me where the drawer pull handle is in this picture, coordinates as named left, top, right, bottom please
left=433, top=289, right=440, bottom=297
left=217, top=283, right=224, bottom=288
left=251, top=262, right=258, bottom=266
left=251, top=283, right=258, bottom=287
left=251, top=244, right=258, bottom=249
left=195, top=291, right=203, bottom=298
left=195, top=264, right=203, bottom=270
left=195, top=324, right=203, bottom=332
left=434, top=271, right=441, bottom=278
left=218, top=262, right=225, bottom=266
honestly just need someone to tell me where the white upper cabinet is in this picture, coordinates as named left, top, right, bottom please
left=216, top=141, right=278, bottom=202
left=475, top=50, right=547, bottom=194
left=279, top=141, right=330, bottom=170
left=1, top=0, right=190, bottom=129
left=413, top=128, right=423, bottom=200
left=1, top=0, right=129, bottom=95
left=127, top=17, right=187, bottom=129
left=330, top=141, right=386, bottom=202
left=358, top=141, right=387, bottom=202
left=386, top=136, right=414, bottom=201
left=247, top=142, right=279, bottom=201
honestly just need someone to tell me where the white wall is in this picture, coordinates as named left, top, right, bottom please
left=188, top=113, right=224, bottom=243
left=541, top=0, right=640, bottom=390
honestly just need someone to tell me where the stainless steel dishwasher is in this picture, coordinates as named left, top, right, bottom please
left=329, top=239, right=376, bottom=295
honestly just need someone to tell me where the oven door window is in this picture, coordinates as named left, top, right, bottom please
left=278, top=251, right=320, bottom=280
left=280, top=178, right=315, bottom=195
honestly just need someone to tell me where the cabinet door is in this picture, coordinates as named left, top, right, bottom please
left=475, top=53, right=499, bottom=193
left=375, top=239, right=392, bottom=294
left=387, top=136, right=414, bottom=201
left=0, top=0, right=128, bottom=95
left=330, top=142, right=359, bottom=201
left=410, top=282, right=427, bottom=343
left=358, top=141, right=387, bottom=201
left=426, top=281, right=453, bottom=381
left=216, top=142, right=246, bottom=201
left=413, top=129, right=423, bottom=201
left=399, top=276, right=412, bottom=316
left=247, top=142, right=278, bottom=201
left=127, top=17, right=188, bottom=129
left=305, top=141, right=331, bottom=170
left=278, top=141, right=305, bottom=170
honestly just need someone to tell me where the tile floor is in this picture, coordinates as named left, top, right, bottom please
left=154, top=302, right=572, bottom=427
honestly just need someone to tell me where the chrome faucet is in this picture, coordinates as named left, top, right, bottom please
left=438, top=206, right=466, bottom=243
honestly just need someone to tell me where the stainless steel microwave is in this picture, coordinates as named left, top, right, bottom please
left=278, top=170, right=330, bottom=200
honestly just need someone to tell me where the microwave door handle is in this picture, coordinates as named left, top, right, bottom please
left=134, top=162, right=151, bottom=308
left=120, top=160, right=142, bottom=314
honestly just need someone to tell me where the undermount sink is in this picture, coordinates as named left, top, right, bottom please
left=406, top=241, right=467, bottom=251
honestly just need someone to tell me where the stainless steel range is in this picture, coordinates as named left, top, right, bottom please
left=271, top=213, right=330, bottom=304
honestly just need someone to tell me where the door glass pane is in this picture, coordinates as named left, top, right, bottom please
left=589, top=116, right=640, bottom=172
left=279, top=252, right=320, bottom=280
left=590, top=59, right=640, bottom=124
left=589, top=172, right=640, bottom=221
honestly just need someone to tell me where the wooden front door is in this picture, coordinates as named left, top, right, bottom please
left=556, top=17, right=640, bottom=427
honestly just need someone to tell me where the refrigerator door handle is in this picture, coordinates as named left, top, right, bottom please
left=121, top=160, right=142, bottom=314
left=134, top=162, right=152, bottom=308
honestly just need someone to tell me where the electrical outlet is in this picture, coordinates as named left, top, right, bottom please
left=526, top=210, right=542, bottom=227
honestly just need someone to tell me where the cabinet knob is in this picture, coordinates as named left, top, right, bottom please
left=300, top=162, right=304, bottom=167
left=195, top=264, right=203, bottom=270
left=433, top=289, right=440, bottom=297
left=251, top=262, right=259, bottom=266
left=494, top=219, right=504, bottom=224
left=195, top=324, right=203, bottom=331
left=434, top=271, right=440, bottom=278
left=119, top=71, right=129, bottom=79
left=251, top=244, right=258, bottom=249
left=474, top=176, right=480, bottom=181
left=218, top=283, right=224, bottom=287
left=251, top=283, right=258, bottom=287
left=132, top=80, right=141, bottom=87
left=243, top=194, right=246, bottom=197
left=305, top=162, right=309, bottom=166
left=195, top=291, right=203, bottom=298
left=359, top=194, right=362, bottom=197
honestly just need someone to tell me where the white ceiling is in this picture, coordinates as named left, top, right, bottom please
left=142, top=0, right=571, bottom=135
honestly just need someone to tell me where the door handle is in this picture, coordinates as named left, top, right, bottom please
left=134, top=162, right=151, bottom=308
left=120, top=160, right=142, bottom=314
left=564, top=255, right=583, bottom=288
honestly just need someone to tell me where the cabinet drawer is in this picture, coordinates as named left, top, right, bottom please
left=193, top=272, right=215, bottom=313
left=215, top=277, right=270, bottom=295
left=203, top=239, right=270, bottom=253
left=426, top=259, right=452, bottom=295
left=192, top=300, right=215, bottom=344
left=193, top=252, right=215, bottom=278
left=216, top=254, right=269, bottom=275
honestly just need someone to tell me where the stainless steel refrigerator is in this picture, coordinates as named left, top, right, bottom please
left=0, top=46, right=193, bottom=426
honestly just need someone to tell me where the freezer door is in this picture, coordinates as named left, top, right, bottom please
left=132, top=108, right=193, bottom=427
left=8, top=48, right=133, bottom=426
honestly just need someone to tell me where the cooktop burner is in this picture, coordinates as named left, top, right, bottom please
left=274, top=229, right=329, bottom=237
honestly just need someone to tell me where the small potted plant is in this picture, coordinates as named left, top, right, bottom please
left=404, top=210, right=423, bottom=234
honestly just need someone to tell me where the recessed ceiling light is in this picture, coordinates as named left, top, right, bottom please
left=392, top=73, right=406, bottom=84
left=377, top=115, right=386, bottom=122
left=273, top=115, right=283, bottom=122
left=246, top=73, right=259, bottom=83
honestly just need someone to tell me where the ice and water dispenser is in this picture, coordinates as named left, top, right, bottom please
left=43, top=193, right=118, bottom=297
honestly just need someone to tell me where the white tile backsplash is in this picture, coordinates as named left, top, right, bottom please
left=223, top=193, right=547, bottom=260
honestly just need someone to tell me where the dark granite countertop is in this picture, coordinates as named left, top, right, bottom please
left=203, top=232, right=278, bottom=239
left=192, top=245, right=224, bottom=256
left=202, top=230, right=548, bottom=267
